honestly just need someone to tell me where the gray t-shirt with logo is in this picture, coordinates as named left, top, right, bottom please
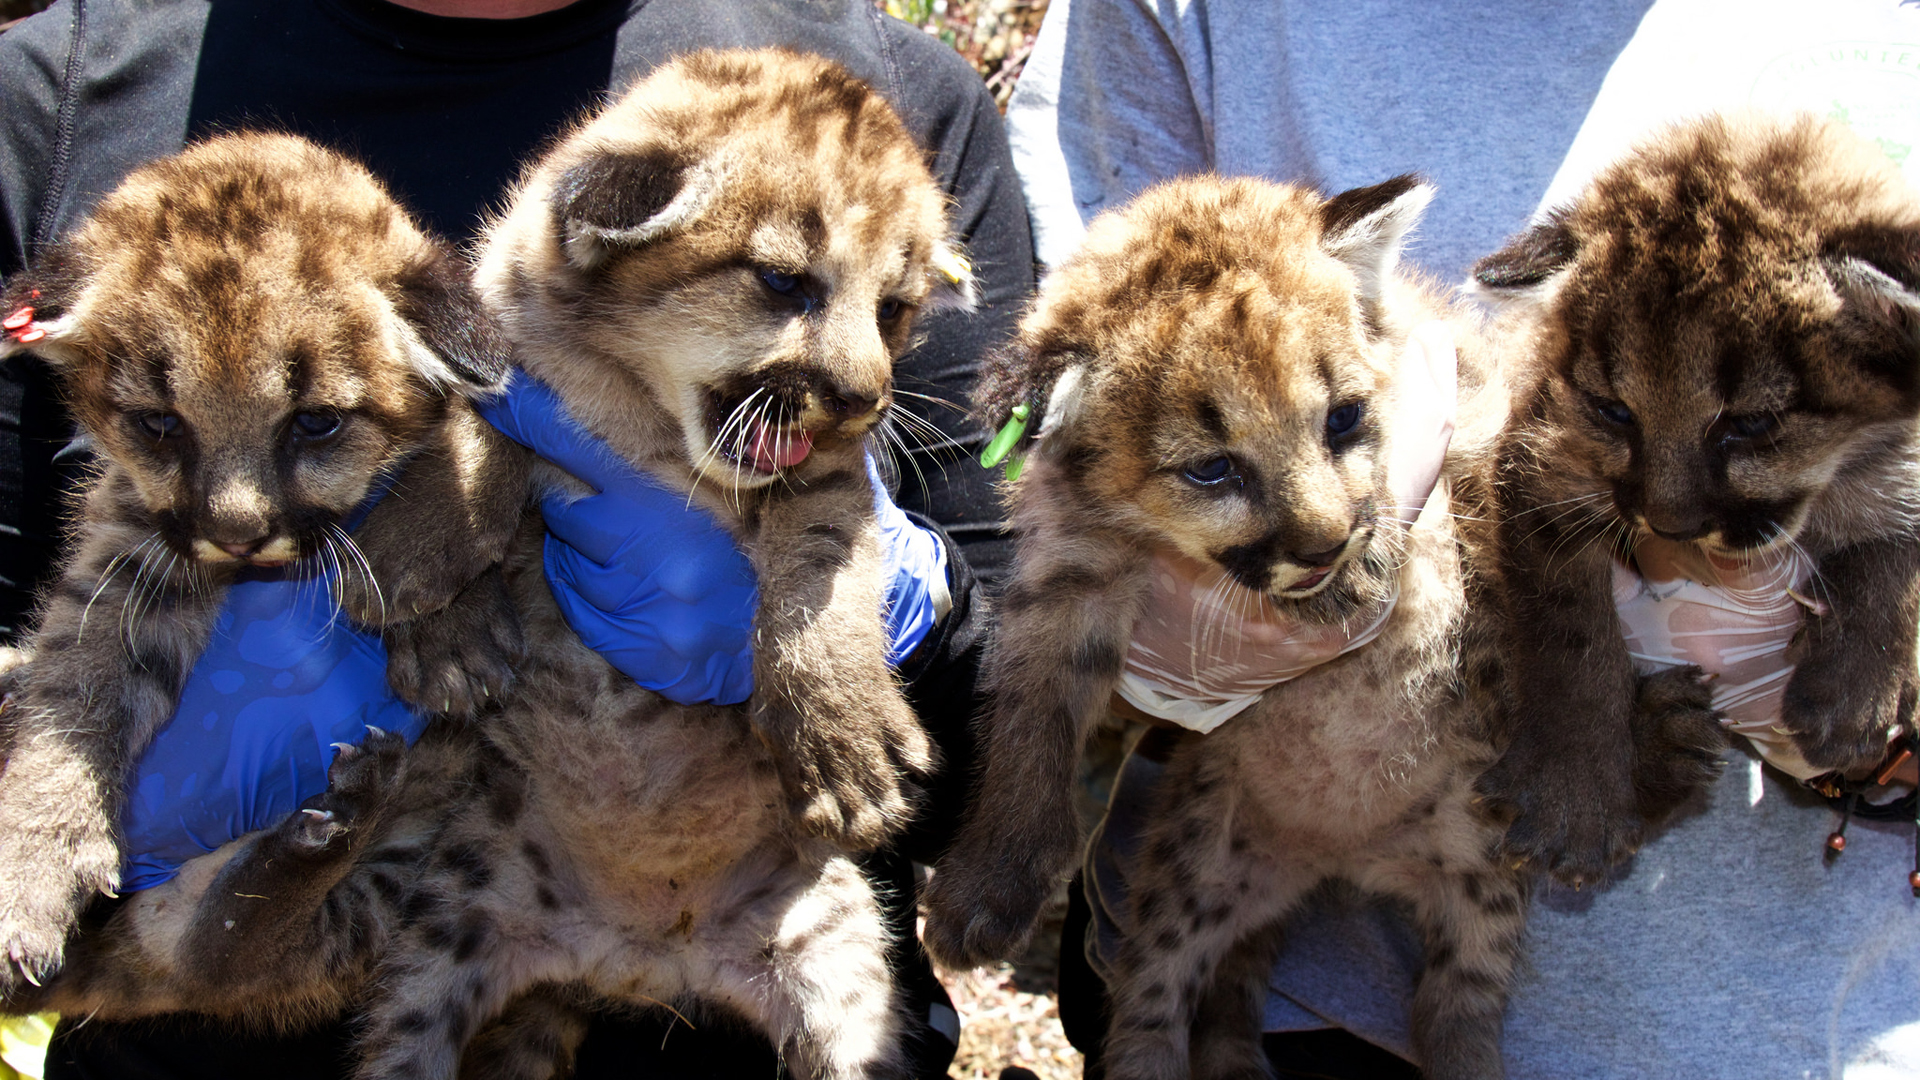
left=1009, top=2, right=1920, bottom=1075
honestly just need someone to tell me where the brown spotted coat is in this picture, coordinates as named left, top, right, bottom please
left=924, top=175, right=1527, bottom=1080
left=0, top=132, right=525, bottom=995
left=1472, top=113, right=1920, bottom=885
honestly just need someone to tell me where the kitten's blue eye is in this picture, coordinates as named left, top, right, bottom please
left=878, top=298, right=903, bottom=321
left=291, top=411, right=341, bottom=440
left=760, top=269, right=802, bottom=296
left=1326, top=402, right=1362, bottom=437
left=1595, top=398, right=1634, bottom=426
left=138, top=412, right=181, bottom=439
left=1183, top=456, right=1236, bottom=487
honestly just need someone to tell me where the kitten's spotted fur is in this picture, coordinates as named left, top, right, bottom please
left=10, top=50, right=972, bottom=1080
left=0, top=132, right=524, bottom=991
left=1473, top=113, right=1920, bottom=883
left=923, top=176, right=1526, bottom=1080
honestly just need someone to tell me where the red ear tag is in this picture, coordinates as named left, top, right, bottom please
left=15, top=328, right=45, bottom=344
left=1, top=307, right=32, bottom=330
left=27, top=290, right=39, bottom=300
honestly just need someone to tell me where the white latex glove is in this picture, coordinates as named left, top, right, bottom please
left=1611, top=535, right=1849, bottom=779
left=1116, top=322, right=1458, bottom=732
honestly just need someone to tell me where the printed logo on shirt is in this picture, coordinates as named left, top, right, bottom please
left=1534, top=0, right=1920, bottom=213
left=1752, top=41, right=1920, bottom=178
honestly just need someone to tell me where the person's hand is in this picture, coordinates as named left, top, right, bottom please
left=478, top=374, right=948, bottom=706
left=868, top=452, right=949, bottom=666
left=121, top=574, right=428, bottom=890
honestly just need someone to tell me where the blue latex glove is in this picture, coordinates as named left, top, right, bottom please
left=477, top=372, right=946, bottom=705
left=869, top=452, right=947, bottom=666
left=121, top=571, right=427, bottom=890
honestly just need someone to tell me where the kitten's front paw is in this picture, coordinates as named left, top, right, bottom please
left=1477, top=750, right=1642, bottom=888
left=1629, top=666, right=1728, bottom=821
left=1781, top=659, right=1905, bottom=776
left=921, top=833, right=1056, bottom=969
left=760, top=695, right=931, bottom=849
left=382, top=571, right=524, bottom=720
left=0, top=823, right=120, bottom=989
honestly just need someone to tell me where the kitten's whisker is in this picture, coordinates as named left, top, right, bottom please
left=329, top=523, right=386, bottom=626
left=889, top=388, right=968, bottom=416
left=80, top=535, right=158, bottom=644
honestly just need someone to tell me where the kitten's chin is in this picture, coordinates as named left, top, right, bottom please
left=1269, top=538, right=1395, bottom=627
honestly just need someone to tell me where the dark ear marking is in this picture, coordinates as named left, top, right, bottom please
left=550, top=146, right=718, bottom=270
left=1319, top=174, right=1424, bottom=243
left=392, top=244, right=513, bottom=392
left=1824, top=250, right=1920, bottom=403
left=551, top=147, right=689, bottom=237
left=1473, top=211, right=1578, bottom=290
left=1318, top=174, right=1434, bottom=313
left=972, top=340, right=1043, bottom=434
left=0, top=244, right=88, bottom=360
left=1825, top=224, right=1920, bottom=295
left=1, top=243, right=84, bottom=325
left=971, top=342, right=1092, bottom=456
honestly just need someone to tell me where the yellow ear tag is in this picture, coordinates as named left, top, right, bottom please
left=980, top=402, right=1029, bottom=476
left=932, top=247, right=972, bottom=285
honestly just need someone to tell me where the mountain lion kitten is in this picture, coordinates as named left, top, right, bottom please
left=924, top=175, right=1526, bottom=1080
left=0, top=131, right=524, bottom=991
left=1472, top=113, right=1920, bottom=883
left=8, top=50, right=972, bottom=1080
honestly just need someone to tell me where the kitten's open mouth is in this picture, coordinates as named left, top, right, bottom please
left=720, top=416, right=815, bottom=474
left=1274, top=564, right=1338, bottom=599
left=1291, top=566, right=1334, bottom=591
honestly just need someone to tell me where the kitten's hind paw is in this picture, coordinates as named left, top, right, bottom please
left=0, top=833, right=119, bottom=993
left=786, top=755, right=912, bottom=851
left=920, top=814, right=1072, bottom=969
left=1780, top=661, right=1907, bottom=777
left=920, top=859, right=1048, bottom=971
left=1476, top=750, right=1643, bottom=889
left=761, top=695, right=930, bottom=850
left=283, top=726, right=409, bottom=856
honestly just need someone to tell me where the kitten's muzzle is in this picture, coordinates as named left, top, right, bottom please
left=194, top=533, right=299, bottom=567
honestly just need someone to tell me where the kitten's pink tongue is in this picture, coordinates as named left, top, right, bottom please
left=744, top=420, right=814, bottom=472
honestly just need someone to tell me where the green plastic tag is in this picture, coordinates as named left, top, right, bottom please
left=980, top=402, right=1030, bottom=470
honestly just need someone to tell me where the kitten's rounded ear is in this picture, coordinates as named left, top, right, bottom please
left=1823, top=229, right=1920, bottom=383
left=1472, top=211, right=1578, bottom=302
left=550, top=145, right=723, bottom=271
left=973, top=343, right=1092, bottom=460
left=1320, top=174, right=1435, bottom=308
left=391, top=245, right=514, bottom=394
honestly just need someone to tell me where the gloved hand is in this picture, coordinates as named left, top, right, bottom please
left=478, top=372, right=947, bottom=705
left=869, top=452, right=949, bottom=666
left=1611, top=536, right=1828, bottom=778
left=122, top=572, right=428, bottom=890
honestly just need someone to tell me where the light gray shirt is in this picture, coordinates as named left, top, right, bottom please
left=1009, top=2, right=1920, bottom=1075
